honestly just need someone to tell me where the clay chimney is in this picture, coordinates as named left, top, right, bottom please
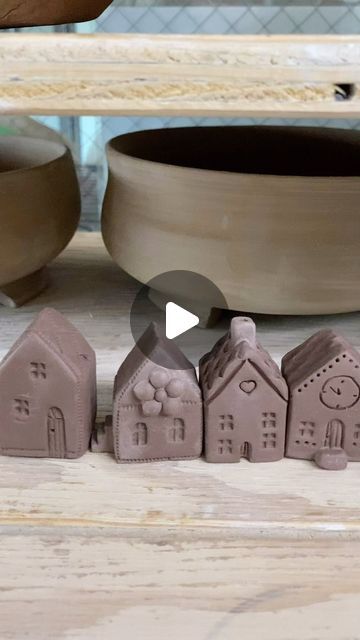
left=230, top=316, right=256, bottom=348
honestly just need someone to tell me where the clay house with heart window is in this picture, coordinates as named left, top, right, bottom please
left=0, top=308, right=96, bottom=459
left=112, top=322, right=203, bottom=463
left=282, top=329, right=360, bottom=470
left=199, top=317, right=288, bottom=463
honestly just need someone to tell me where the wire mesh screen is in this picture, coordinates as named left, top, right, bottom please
left=6, top=3, right=360, bottom=227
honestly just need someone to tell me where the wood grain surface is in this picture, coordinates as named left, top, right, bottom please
left=1, top=233, right=360, bottom=639
left=1, top=34, right=360, bottom=117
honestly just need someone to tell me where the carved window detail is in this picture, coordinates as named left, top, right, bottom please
left=262, top=412, right=276, bottom=429
left=218, top=439, right=233, bottom=454
left=13, top=398, right=30, bottom=420
left=262, top=433, right=277, bottom=448
left=353, top=424, right=360, bottom=447
left=30, top=362, right=46, bottom=379
left=168, top=418, right=185, bottom=443
left=219, top=414, right=234, bottom=431
left=262, top=413, right=277, bottom=448
left=295, top=421, right=316, bottom=447
left=132, top=423, right=148, bottom=446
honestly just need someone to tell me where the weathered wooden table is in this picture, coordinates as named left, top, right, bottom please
left=1, top=232, right=360, bottom=640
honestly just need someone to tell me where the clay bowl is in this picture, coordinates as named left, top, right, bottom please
left=0, top=0, right=112, bottom=27
left=0, top=137, right=80, bottom=306
left=102, top=126, right=360, bottom=316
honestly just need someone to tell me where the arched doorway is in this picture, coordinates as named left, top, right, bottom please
left=325, top=419, right=344, bottom=449
left=47, top=407, right=66, bottom=458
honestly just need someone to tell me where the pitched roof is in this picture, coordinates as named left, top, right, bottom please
left=282, top=329, right=360, bottom=390
left=0, top=308, right=94, bottom=376
left=115, top=322, right=196, bottom=400
left=200, top=317, right=288, bottom=403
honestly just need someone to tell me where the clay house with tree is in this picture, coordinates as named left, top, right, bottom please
left=199, top=317, right=288, bottom=463
left=283, top=329, right=360, bottom=470
left=112, top=322, right=203, bottom=463
left=0, top=308, right=96, bottom=459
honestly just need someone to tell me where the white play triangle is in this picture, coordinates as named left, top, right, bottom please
left=165, top=302, right=199, bottom=339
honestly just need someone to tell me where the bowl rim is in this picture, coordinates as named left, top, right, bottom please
left=106, top=125, right=360, bottom=181
left=0, top=136, right=70, bottom=177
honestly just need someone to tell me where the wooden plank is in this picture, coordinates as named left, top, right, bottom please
left=0, top=529, right=359, bottom=640
left=0, top=34, right=360, bottom=116
left=2, top=452, right=360, bottom=535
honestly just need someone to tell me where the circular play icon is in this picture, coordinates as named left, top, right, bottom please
left=129, top=270, right=228, bottom=369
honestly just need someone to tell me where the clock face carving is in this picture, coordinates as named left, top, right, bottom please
left=320, top=376, right=360, bottom=410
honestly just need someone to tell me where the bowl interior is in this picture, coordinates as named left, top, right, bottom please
left=0, top=137, right=67, bottom=174
left=110, top=126, right=360, bottom=177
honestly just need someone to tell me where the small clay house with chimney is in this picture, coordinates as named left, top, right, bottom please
left=112, top=323, right=203, bottom=463
left=0, top=308, right=96, bottom=459
left=283, top=329, right=360, bottom=470
left=199, top=317, right=288, bottom=463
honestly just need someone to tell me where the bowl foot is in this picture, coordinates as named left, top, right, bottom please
left=0, top=268, right=49, bottom=308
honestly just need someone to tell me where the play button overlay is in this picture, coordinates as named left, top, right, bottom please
left=130, top=270, right=228, bottom=369
left=166, top=302, right=199, bottom=339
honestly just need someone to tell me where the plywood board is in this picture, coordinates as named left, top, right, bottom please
left=0, top=34, right=360, bottom=116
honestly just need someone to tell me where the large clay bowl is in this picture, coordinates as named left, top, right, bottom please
left=102, top=126, right=360, bottom=315
left=0, top=136, right=80, bottom=291
left=0, top=0, right=112, bottom=27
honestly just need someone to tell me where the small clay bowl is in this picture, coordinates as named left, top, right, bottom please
left=0, top=0, right=112, bottom=27
left=0, top=137, right=80, bottom=306
left=102, top=126, right=360, bottom=316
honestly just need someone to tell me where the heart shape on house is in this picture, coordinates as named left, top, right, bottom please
left=239, top=380, right=257, bottom=394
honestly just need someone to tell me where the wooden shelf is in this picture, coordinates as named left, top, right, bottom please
left=1, top=33, right=360, bottom=117
left=1, top=233, right=360, bottom=639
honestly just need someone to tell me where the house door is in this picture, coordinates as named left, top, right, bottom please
left=325, top=419, right=344, bottom=449
left=47, top=408, right=66, bottom=458
left=240, top=442, right=250, bottom=459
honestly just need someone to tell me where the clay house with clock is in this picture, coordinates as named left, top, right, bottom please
left=283, top=329, right=360, bottom=470
left=199, top=316, right=288, bottom=463
left=112, top=322, right=203, bottom=463
left=0, top=308, right=96, bottom=459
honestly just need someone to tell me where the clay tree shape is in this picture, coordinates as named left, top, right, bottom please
left=282, top=329, right=360, bottom=470
left=199, top=316, right=288, bottom=463
left=0, top=308, right=96, bottom=459
left=314, top=419, right=348, bottom=471
left=102, top=126, right=360, bottom=316
left=0, top=0, right=113, bottom=28
left=0, top=137, right=80, bottom=307
left=91, top=322, right=203, bottom=463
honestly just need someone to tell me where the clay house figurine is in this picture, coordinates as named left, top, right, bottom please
left=283, top=329, right=360, bottom=470
left=199, top=317, right=288, bottom=463
left=0, top=308, right=96, bottom=459
left=109, top=322, right=203, bottom=463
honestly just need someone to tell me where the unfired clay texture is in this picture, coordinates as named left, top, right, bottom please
left=0, top=308, right=96, bottom=459
left=200, top=317, right=288, bottom=463
left=102, top=126, right=360, bottom=315
left=283, top=329, right=360, bottom=470
left=2, top=309, right=360, bottom=471
left=0, top=137, right=80, bottom=306
left=113, top=323, right=203, bottom=463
